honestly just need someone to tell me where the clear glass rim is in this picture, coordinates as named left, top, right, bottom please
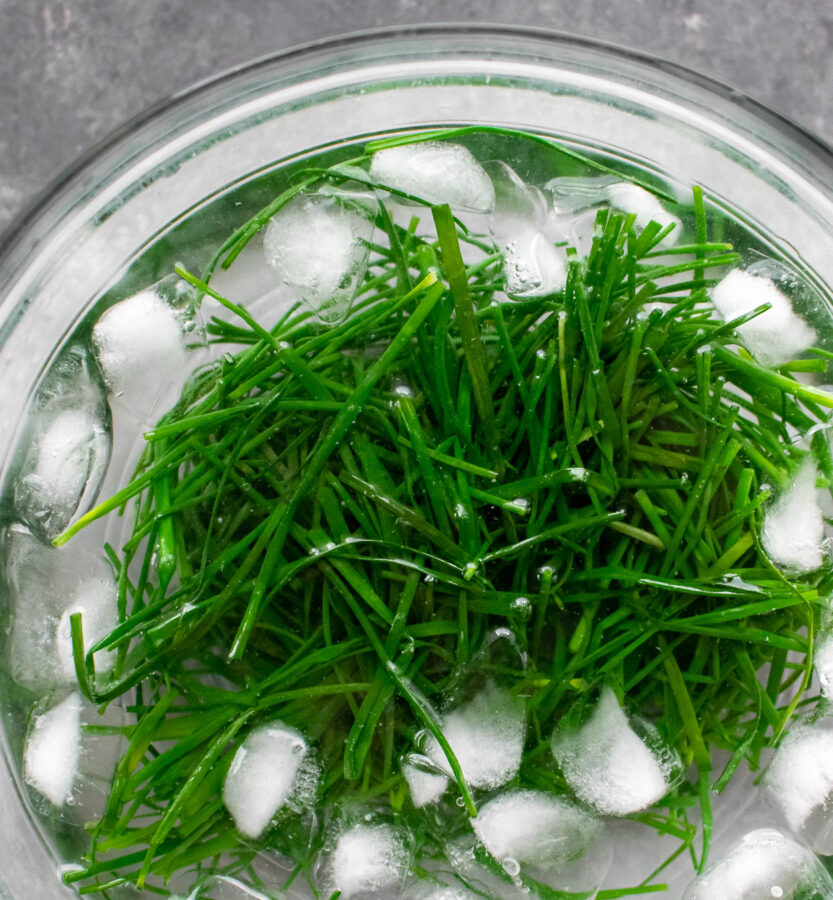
left=3, top=21, right=833, bottom=276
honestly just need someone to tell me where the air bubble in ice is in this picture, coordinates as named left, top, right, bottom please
left=502, top=857, right=521, bottom=878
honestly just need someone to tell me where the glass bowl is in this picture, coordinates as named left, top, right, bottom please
left=2, top=24, right=833, bottom=900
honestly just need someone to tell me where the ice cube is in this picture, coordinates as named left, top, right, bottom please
left=370, top=142, right=495, bottom=213
left=487, top=162, right=567, bottom=298
left=23, top=693, right=123, bottom=824
left=55, top=573, right=119, bottom=681
left=327, top=823, right=410, bottom=899
left=472, top=789, right=600, bottom=871
left=682, top=828, right=833, bottom=899
left=91, top=288, right=189, bottom=414
left=816, top=633, right=833, bottom=700
left=15, top=407, right=110, bottom=542
left=545, top=176, right=680, bottom=255
left=222, top=721, right=316, bottom=839
left=500, top=229, right=567, bottom=297
left=542, top=176, right=618, bottom=258
left=545, top=176, right=612, bottom=214
left=761, top=461, right=825, bottom=574
left=422, top=680, right=526, bottom=792
left=711, top=269, right=817, bottom=366
left=402, top=753, right=449, bottom=808
left=764, top=720, right=833, bottom=854
left=606, top=182, right=681, bottom=246
left=13, top=345, right=111, bottom=542
left=4, top=527, right=117, bottom=691
left=23, top=692, right=82, bottom=807
left=551, top=686, right=678, bottom=815
left=263, top=195, right=373, bottom=325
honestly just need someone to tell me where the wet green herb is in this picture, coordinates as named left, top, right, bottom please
left=56, top=127, right=833, bottom=898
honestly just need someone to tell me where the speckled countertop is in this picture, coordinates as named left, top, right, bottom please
left=1, top=0, right=832, bottom=233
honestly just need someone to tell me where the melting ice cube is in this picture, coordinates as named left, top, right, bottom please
left=472, top=789, right=600, bottom=871
left=487, top=162, right=567, bottom=298
left=23, top=692, right=82, bottom=807
left=606, top=182, right=681, bottom=246
left=23, top=690, right=123, bottom=823
left=545, top=176, right=613, bottom=215
left=711, top=269, right=817, bottom=366
left=421, top=680, right=526, bottom=793
left=15, top=408, right=109, bottom=543
left=682, top=828, right=833, bottom=899
left=326, top=823, right=410, bottom=899
left=370, top=141, right=495, bottom=213
left=500, top=229, right=567, bottom=297
left=815, top=632, right=833, bottom=701
left=402, top=752, right=449, bottom=808
left=263, top=195, right=373, bottom=324
left=222, top=721, right=317, bottom=839
left=91, top=287, right=190, bottom=419
left=544, top=176, right=679, bottom=252
left=4, top=527, right=117, bottom=691
left=761, top=461, right=825, bottom=574
left=551, top=686, right=678, bottom=815
left=14, top=345, right=110, bottom=542
left=55, top=573, right=119, bottom=682
left=764, top=720, right=833, bottom=854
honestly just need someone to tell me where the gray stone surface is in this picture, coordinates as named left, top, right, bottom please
left=1, top=0, right=832, bottom=232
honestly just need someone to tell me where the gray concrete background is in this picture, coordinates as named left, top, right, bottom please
left=1, top=0, right=832, bottom=233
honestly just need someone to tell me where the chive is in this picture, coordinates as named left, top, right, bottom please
left=433, top=203, right=504, bottom=476
left=52, top=127, right=833, bottom=898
